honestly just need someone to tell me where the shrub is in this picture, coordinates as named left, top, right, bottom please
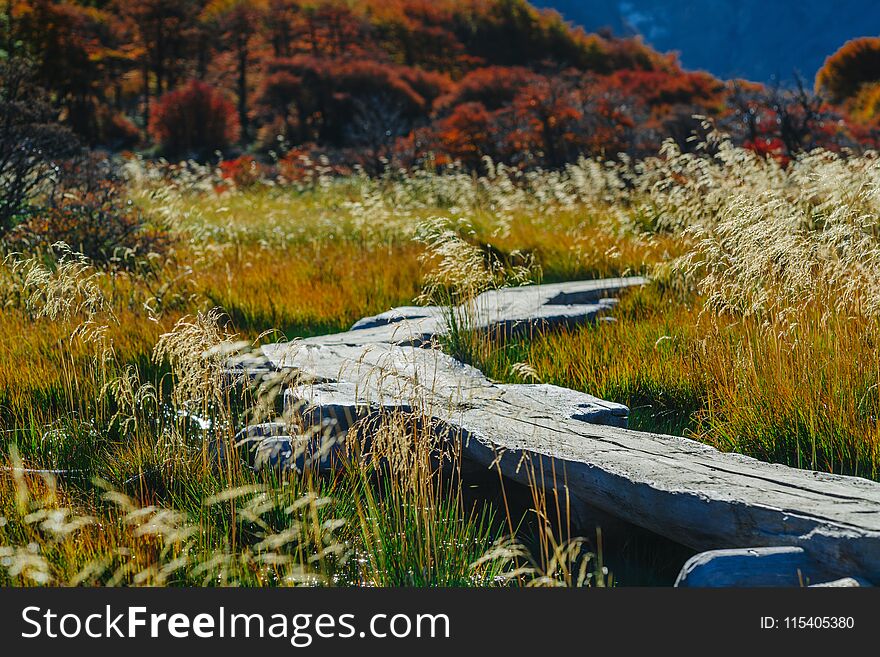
left=149, top=81, right=240, bottom=159
left=3, top=180, right=171, bottom=270
left=276, top=145, right=351, bottom=183
left=94, top=106, right=141, bottom=150
left=219, top=155, right=265, bottom=189
left=0, top=58, right=79, bottom=234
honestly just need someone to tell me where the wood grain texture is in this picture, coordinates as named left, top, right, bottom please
left=236, top=278, right=880, bottom=584
left=298, top=277, right=646, bottom=347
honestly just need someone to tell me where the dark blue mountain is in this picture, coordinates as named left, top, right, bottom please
left=534, top=0, right=880, bottom=82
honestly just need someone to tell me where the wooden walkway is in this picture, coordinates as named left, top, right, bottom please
left=234, top=278, right=880, bottom=585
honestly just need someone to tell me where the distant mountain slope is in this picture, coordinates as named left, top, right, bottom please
left=535, top=0, right=880, bottom=82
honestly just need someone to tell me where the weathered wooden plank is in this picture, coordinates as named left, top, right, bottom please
left=252, top=340, right=880, bottom=584
left=810, top=577, right=865, bottom=587
left=230, top=278, right=880, bottom=584
left=673, top=547, right=856, bottom=587
left=297, top=277, right=645, bottom=347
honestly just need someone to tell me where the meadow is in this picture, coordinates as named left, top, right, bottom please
left=2, top=132, right=880, bottom=586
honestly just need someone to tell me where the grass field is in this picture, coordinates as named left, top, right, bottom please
left=2, top=135, right=880, bottom=586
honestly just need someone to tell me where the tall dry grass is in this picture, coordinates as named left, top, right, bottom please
left=4, top=132, right=880, bottom=587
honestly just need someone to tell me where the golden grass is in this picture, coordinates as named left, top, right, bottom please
left=480, top=289, right=880, bottom=478
left=4, top=137, right=880, bottom=586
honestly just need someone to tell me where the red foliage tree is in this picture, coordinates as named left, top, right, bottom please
left=255, top=56, right=434, bottom=149
left=437, top=66, right=537, bottom=111
left=149, top=80, right=240, bottom=158
left=23, top=0, right=873, bottom=169
left=509, top=73, right=585, bottom=166
left=432, top=101, right=496, bottom=168
left=299, top=1, right=372, bottom=58
left=724, top=78, right=854, bottom=163
left=604, top=69, right=724, bottom=112
left=509, top=71, right=638, bottom=164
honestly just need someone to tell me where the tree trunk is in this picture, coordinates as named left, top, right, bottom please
left=155, top=21, right=165, bottom=94
left=142, top=56, right=150, bottom=132
left=238, top=37, right=248, bottom=144
left=197, top=33, right=207, bottom=80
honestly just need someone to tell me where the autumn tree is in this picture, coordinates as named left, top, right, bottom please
left=263, top=0, right=301, bottom=57
left=255, top=57, right=305, bottom=146
left=816, top=37, right=880, bottom=104
left=149, top=80, right=239, bottom=158
left=427, top=67, right=642, bottom=168
left=201, top=0, right=268, bottom=143
left=438, top=66, right=537, bottom=111
left=255, top=56, right=431, bottom=149
left=849, top=82, right=880, bottom=125
left=298, top=1, right=370, bottom=57
left=510, top=71, right=641, bottom=164
left=13, top=0, right=867, bottom=168
left=509, top=72, right=584, bottom=166
left=367, top=0, right=467, bottom=72
left=599, top=67, right=724, bottom=151
left=725, top=77, right=850, bottom=161
left=431, top=101, right=496, bottom=168
left=13, top=1, right=101, bottom=138
left=119, top=0, right=203, bottom=129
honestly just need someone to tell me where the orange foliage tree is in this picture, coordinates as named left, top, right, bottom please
left=816, top=37, right=880, bottom=104
left=20, top=0, right=875, bottom=168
